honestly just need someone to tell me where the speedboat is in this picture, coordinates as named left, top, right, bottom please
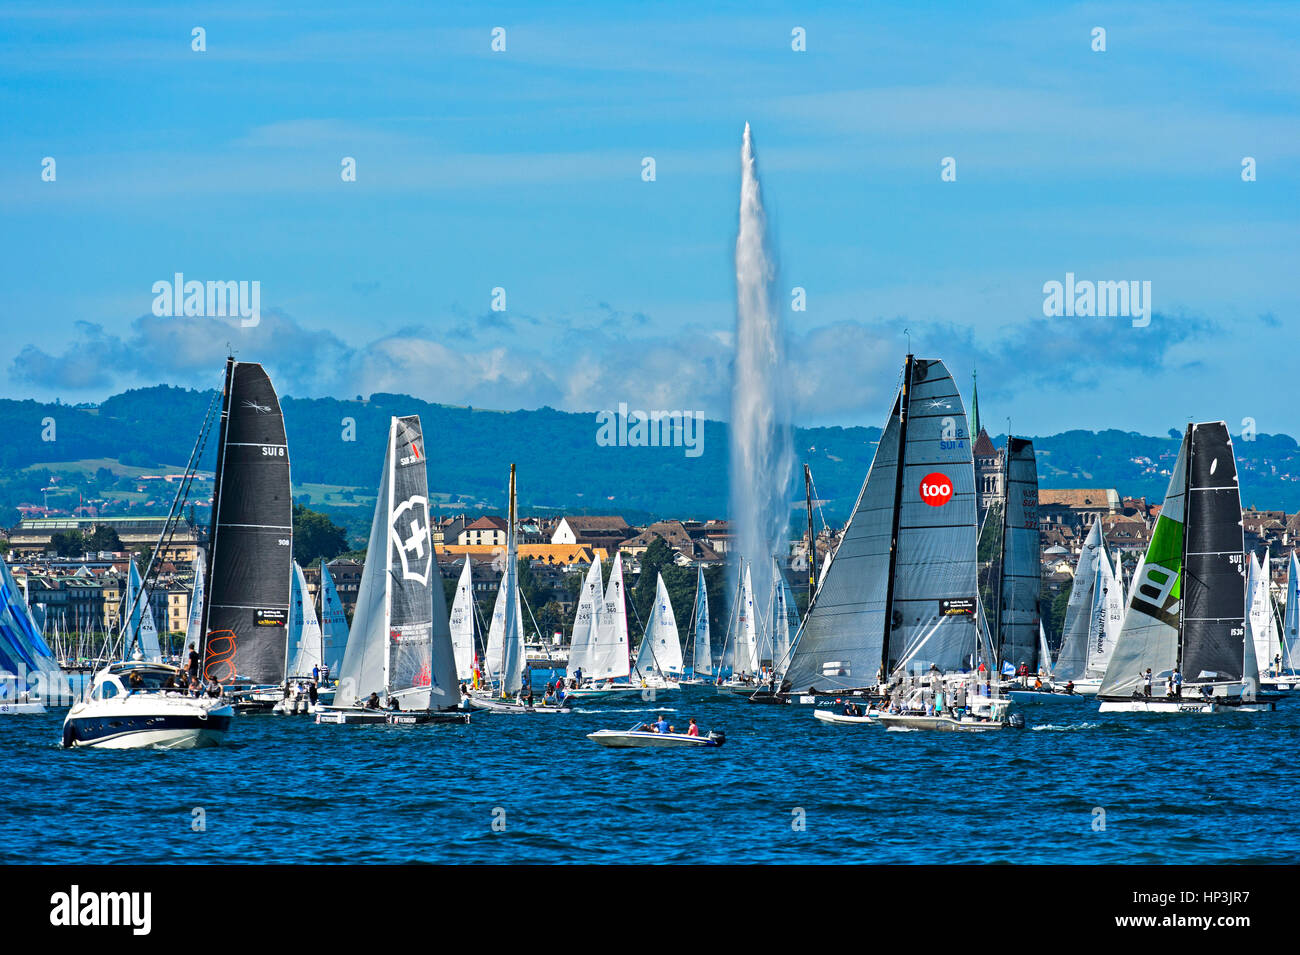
left=61, top=662, right=234, bottom=749
left=587, top=721, right=725, bottom=748
left=813, top=706, right=880, bottom=726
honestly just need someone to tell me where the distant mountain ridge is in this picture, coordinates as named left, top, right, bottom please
left=3, top=386, right=1299, bottom=529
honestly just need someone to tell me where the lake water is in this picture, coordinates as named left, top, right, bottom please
left=4, top=682, right=1297, bottom=864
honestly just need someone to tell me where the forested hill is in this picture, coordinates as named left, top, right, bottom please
left=3, top=386, right=1300, bottom=530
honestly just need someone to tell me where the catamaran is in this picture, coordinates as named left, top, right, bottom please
left=316, top=415, right=469, bottom=725
left=1098, top=421, right=1274, bottom=713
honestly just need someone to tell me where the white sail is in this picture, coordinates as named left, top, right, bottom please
left=1113, top=549, right=1126, bottom=597
left=1038, top=621, right=1053, bottom=677
left=484, top=563, right=524, bottom=688
left=1053, top=521, right=1105, bottom=682
left=771, top=558, right=797, bottom=669
left=286, top=561, right=324, bottom=678
left=589, top=553, right=631, bottom=680
left=1284, top=552, right=1300, bottom=671
left=634, top=573, right=682, bottom=678
left=691, top=564, right=712, bottom=677
left=448, top=557, right=476, bottom=680
left=567, top=557, right=604, bottom=678
left=184, top=548, right=205, bottom=654
left=1246, top=552, right=1280, bottom=680
left=123, top=559, right=161, bottom=663
left=1126, top=553, right=1145, bottom=608
left=318, top=562, right=349, bottom=674
left=1083, top=548, right=1123, bottom=680
left=733, top=563, right=761, bottom=675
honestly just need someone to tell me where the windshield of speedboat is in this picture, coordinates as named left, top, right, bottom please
left=111, top=667, right=184, bottom=691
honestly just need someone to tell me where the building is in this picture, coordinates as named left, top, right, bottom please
left=1037, top=489, right=1121, bottom=534
left=6, top=516, right=204, bottom=562
left=550, top=516, right=632, bottom=550
left=458, top=516, right=508, bottom=548
left=973, top=430, right=1005, bottom=523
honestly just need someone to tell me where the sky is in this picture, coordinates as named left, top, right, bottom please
left=1, top=1, right=1297, bottom=435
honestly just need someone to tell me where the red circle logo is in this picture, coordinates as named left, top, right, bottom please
left=919, top=473, right=953, bottom=506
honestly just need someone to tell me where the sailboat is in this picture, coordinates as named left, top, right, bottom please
left=1273, top=552, right=1300, bottom=691
left=120, top=559, right=162, bottom=663
left=567, top=552, right=643, bottom=700
left=272, top=561, right=327, bottom=714
left=316, top=415, right=469, bottom=725
left=1098, top=421, right=1273, bottom=713
left=716, top=562, right=763, bottom=695
left=466, top=465, right=569, bottom=714
left=783, top=356, right=985, bottom=701
left=992, top=437, right=1040, bottom=677
left=448, top=556, right=478, bottom=685
left=0, top=555, right=60, bottom=713
left=1048, top=521, right=1115, bottom=695
left=1246, top=551, right=1286, bottom=691
left=679, top=564, right=713, bottom=684
left=630, top=572, right=682, bottom=691
left=198, top=358, right=294, bottom=690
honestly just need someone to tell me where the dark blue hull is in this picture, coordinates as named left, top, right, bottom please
left=62, top=712, right=233, bottom=748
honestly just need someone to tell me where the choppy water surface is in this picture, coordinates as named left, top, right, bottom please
left=3, top=686, right=1297, bottom=864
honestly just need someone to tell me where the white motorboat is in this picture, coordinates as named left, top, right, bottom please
left=61, top=662, right=233, bottom=749
left=878, top=708, right=1018, bottom=732
left=587, top=721, right=724, bottom=748
left=813, top=707, right=879, bottom=726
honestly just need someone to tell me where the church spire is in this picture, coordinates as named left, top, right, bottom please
left=970, top=368, right=981, bottom=439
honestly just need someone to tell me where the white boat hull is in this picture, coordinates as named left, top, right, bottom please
left=813, top=708, right=878, bottom=725
left=586, top=729, right=722, bottom=748
left=878, top=713, right=1009, bottom=732
left=0, top=700, right=47, bottom=714
left=468, top=695, right=571, bottom=714
left=63, top=697, right=234, bottom=749
left=1098, top=696, right=1276, bottom=714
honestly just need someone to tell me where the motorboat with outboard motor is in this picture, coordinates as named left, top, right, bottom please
left=586, top=720, right=725, bottom=748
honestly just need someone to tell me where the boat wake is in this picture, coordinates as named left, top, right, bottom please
left=1031, top=722, right=1101, bottom=732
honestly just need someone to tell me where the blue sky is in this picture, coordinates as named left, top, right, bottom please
left=1, top=1, right=1296, bottom=434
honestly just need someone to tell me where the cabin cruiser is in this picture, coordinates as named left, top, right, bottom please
left=61, top=662, right=233, bottom=749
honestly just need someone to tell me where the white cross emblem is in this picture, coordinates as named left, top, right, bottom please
left=390, top=495, right=431, bottom=584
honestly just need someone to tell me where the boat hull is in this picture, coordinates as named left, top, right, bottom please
left=62, top=705, right=234, bottom=749
left=586, top=730, right=721, bottom=748
left=468, top=696, right=571, bottom=714
left=813, top=708, right=878, bottom=725
left=1098, top=696, right=1276, bottom=714
left=0, top=700, right=47, bottom=714
left=877, top=713, right=1009, bottom=732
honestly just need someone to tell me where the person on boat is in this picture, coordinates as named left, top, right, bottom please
left=555, top=682, right=566, bottom=705
left=1171, top=668, right=1183, bottom=698
left=687, top=718, right=699, bottom=737
left=542, top=685, right=555, bottom=706
left=1033, top=677, right=1043, bottom=691
left=205, top=676, right=223, bottom=699
left=654, top=714, right=669, bottom=734
left=320, top=662, right=330, bottom=685
left=1142, top=668, right=1153, bottom=698
left=364, top=692, right=381, bottom=709
left=387, top=695, right=401, bottom=711
left=842, top=700, right=854, bottom=716
left=1065, top=680, right=1075, bottom=695
left=312, top=664, right=320, bottom=684
left=187, top=643, right=200, bottom=680
left=307, top=682, right=318, bottom=705
left=127, top=670, right=143, bottom=694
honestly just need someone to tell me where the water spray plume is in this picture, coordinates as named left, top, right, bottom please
left=730, top=122, right=793, bottom=663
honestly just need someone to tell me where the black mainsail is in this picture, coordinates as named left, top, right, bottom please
left=995, top=437, right=1041, bottom=670
left=200, top=359, right=293, bottom=684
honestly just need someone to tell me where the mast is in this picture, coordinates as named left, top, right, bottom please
left=1175, top=422, right=1192, bottom=675
left=382, top=417, right=397, bottom=699
left=994, top=436, right=1009, bottom=668
left=198, top=357, right=234, bottom=662
left=880, top=354, right=913, bottom=681
left=804, top=463, right=817, bottom=602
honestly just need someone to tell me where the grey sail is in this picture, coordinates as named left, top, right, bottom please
left=781, top=405, right=896, bottom=692
left=200, top=359, right=293, bottom=684
left=335, top=416, right=436, bottom=707
left=996, top=438, right=1041, bottom=671
left=1053, top=521, right=1105, bottom=682
left=1179, top=422, right=1245, bottom=684
left=888, top=358, right=979, bottom=674
left=783, top=355, right=977, bottom=689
